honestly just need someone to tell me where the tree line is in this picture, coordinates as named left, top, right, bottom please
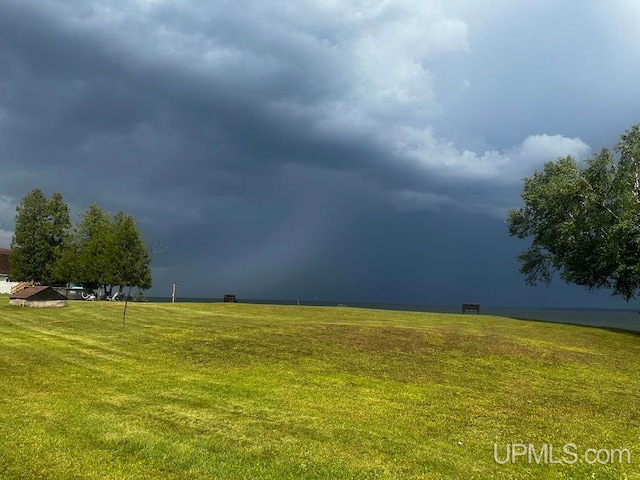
left=9, top=188, right=152, bottom=298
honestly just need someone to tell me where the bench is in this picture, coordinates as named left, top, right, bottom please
left=462, top=303, right=480, bottom=314
left=223, top=294, right=237, bottom=303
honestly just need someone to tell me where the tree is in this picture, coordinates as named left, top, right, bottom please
left=111, top=212, right=152, bottom=293
left=10, top=189, right=71, bottom=284
left=111, top=212, right=152, bottom=326
left=507, top=125, right=640, bottom=301
left=62, top=203, right=113, bottom=293
left=11, top=191, right=153, bottom=296
left=60, top=204, right=153, bottom=298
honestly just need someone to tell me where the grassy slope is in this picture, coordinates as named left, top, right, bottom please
left=0, top=297, right=639, bottom=479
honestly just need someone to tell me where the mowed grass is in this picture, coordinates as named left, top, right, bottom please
left=0, top=297, right=639, bottom=479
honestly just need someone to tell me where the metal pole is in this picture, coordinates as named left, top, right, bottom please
left=172, top=283, right=177, bottom=303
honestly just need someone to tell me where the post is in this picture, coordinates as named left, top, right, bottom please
left=172, top=283, right=178, bottom=303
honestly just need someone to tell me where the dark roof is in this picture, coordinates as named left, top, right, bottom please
left=10, top=286, right=67, bottom=300
left=0, top=248, right=9, bottom=275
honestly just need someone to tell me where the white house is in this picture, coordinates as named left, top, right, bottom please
left=0, top=248, right=20, bottom=295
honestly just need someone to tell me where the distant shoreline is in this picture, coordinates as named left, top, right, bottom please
left=3, top=293, right=637, bottom=331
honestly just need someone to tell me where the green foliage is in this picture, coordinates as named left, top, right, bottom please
left=111, top=212, right=152, bottom=290
left=61, top=205, right=153, bottom=293
left=508, top=125, right=640, bottom=300
left=67, top=203, right=114, bottom=289
left=10, top=188, right=71, bottom=284
left=11, top=190, right=152, bottom=292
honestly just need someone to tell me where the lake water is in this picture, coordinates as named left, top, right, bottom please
left=147, top=297, right=640, bottom=332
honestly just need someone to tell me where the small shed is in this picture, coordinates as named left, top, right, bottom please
left=10, top=286, right=68, bottom=308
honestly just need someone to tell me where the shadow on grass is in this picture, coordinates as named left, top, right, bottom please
left=505, top=315, right=640, bottom=337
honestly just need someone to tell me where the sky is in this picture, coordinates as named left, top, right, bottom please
left=1, top=0, right=639, bottom=307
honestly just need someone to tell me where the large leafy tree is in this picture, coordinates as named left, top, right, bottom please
left=10, top=189, right=71, bottom=284
left=507, top=125, right=640, bottom=300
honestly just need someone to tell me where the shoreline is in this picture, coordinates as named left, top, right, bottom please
left=3, top=293, right=638, bottom=331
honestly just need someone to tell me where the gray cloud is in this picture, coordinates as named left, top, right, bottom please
left=0, top=0, right=636, bottom=307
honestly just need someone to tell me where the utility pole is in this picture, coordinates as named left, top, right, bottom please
left=172, top=283, right=178, bottom=303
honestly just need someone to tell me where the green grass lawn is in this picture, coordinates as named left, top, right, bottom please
left=0, top=296, right=639, bottom=479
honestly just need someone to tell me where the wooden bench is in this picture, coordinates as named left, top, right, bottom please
left=461, top=303, right=480, bottom=314
left=223, top=294, right=237, bottom=303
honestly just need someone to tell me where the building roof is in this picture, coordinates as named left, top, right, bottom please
left=10, top=286, right=67, bottom=300
left=0, top=248, right=9, bottom=275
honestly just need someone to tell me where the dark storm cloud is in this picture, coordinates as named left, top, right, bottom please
left=0, top=0, right=637, bottom=306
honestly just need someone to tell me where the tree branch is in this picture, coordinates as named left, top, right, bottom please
left=581, top=177, right=620, bottom=221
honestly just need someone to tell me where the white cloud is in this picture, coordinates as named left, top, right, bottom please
left=395, top=126, right=591, bottom=184
left=513, top=133, right=591, bottom=158
left=508, top=134, right=592, bottom=174
left=349, top=8, right=469, bottom=121
left=381, top=129, right=592, bottom=216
